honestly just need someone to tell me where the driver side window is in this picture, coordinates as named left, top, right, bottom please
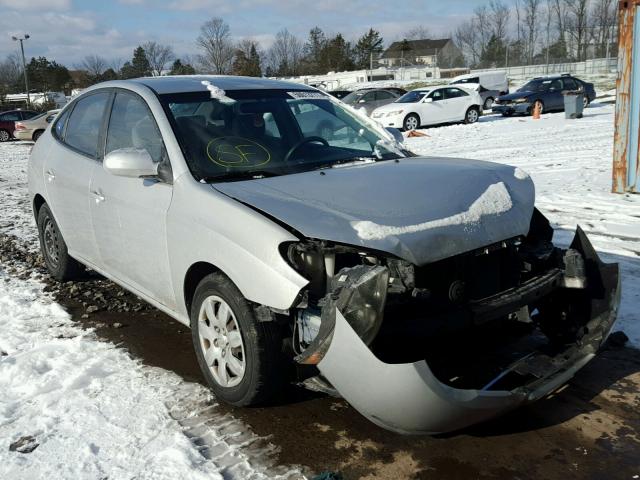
left=106, top=91, right=165, bottom=163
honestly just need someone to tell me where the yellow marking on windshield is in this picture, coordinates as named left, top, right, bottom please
left=206, top=136, right=271, bottom=168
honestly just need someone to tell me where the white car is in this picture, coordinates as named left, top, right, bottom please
left=371, top=86, right=483, bottom=131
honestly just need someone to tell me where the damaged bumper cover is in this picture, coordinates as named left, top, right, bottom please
left=311, top=227, right=620, bottom=435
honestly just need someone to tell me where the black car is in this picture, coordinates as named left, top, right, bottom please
left=493, top=74, right=596, bottom=116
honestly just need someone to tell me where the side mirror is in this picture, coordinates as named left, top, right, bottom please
left=104, top=148, right=158, bottom=178
left=358, top=99, right=367, bottom=104
left=385, top=127, right=405, bottom=144
left=424, top=97, right=433, bottom=103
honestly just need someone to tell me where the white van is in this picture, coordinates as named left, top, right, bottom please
left=450, top=71, right=509, bottom=110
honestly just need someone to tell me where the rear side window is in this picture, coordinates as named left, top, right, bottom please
left=106, top=91, right=165, bottom=163
left=64, top=92, right=110, bottom=157
left=445, top=88, right=468, bottom=99
left=22, top=111, right=39, bottom=120
left=563, top=78, right=578, bottom=90
left=0, top=112, right=21, bottom=121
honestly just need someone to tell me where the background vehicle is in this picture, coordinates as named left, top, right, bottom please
left=0, top=109, right=39, bottom=142
left=327, top=90, right=352, bottom=99
left=14, top=109, right=60, bottom=142
left=493, top=74, right=596, bottom=116
left=450, top=71, right=509, bottom=111
left=372, top=86, right=483, bottom=130
left=29, top=76, right=618, bottom=436
left=342, top=88, right=402, bottom=115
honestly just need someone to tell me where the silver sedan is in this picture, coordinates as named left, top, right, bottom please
left=28, top=76, right=619, bottom=434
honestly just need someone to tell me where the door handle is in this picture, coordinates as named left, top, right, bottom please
left=45, top=170, right=55, bottom=182
left=91, top=190, right=105, bottom=203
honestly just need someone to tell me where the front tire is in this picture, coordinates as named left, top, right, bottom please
left=483, top=97, right=494, bottom=110
left=190, top=273, right=286, bottom=406
left=464, top=107, right=480, bottom=124
left=37, top=204, right=84, bottom=281
left=403, top=113, right=420, bottom=131
left=0, top=129, right=10, bottom=142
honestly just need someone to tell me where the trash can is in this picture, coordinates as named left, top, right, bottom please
left=563, top=90, right=585, bottom=119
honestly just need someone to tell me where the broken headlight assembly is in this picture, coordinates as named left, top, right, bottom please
left=281, top=241, right=391, bottom=364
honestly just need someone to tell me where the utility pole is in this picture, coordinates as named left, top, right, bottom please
left=11, top=34, right=30, bottom=108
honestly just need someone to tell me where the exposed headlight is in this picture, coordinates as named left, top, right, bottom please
left=514, top=98, right=529, bottom=104
left=386, top=110, right=404, bottom=116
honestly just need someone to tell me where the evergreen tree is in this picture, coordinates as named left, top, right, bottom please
left=120, top=46, right=151, bottom=79
left=303, top=27, right=328, bottom=74
left=353, top=29, right=384, bottom=70
left=325, top=34, right=354, bottom=72
left=26, top=57, right=71, bottom=92
left=480, top=34, right=507, bottom=68
left=169, top=59, right=196, bottom=75
left=232, top=42, right=262, bottom=77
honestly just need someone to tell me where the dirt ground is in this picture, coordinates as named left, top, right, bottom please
left=76, top=304, right=640, bottom=480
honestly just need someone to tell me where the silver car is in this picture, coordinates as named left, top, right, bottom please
left=28, top=76, right=620, bottom=435
left=14, top=109, right=60, bottom=142
left=342, top=88, right=401, bottom=115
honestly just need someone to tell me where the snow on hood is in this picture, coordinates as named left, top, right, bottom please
left=212, top=157, right=536, bottom=266
left=352, top=181, right=513, bottom=241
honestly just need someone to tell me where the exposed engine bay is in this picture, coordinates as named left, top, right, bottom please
left=281, top=208, right=619, bottom=409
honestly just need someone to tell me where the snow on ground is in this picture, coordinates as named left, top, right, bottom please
left=0, top=143, right=304, bottom=479
left=405, top=102, right=640, bottom=347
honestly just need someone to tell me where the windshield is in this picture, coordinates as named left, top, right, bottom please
left=396, top=91, right=429, bottom=103
left=517, top=81, right=549, bottom=92
left=162, top=89, right=405, bottom=182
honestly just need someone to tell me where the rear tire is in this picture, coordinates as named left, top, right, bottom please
left=403, top=113, right=420, bottom=131
left=190, top=273, right=287, bottom=406
left=37, top=204, right=84, bottom=281
left=0, top=129, right=10, bottom=142
left=464, top=107, right=480, bottom=124
left=32, top=130, right=44, bottom=142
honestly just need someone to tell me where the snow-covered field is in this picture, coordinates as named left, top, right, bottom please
left=406, top=102, right=640, bottom=346
left=0, top=101, right=638, bottom=479
left=0, top=147, right=304, bottom=479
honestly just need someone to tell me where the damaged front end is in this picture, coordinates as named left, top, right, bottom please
left=284, top=210, right=620, bottom=434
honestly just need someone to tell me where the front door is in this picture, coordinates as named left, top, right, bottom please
left=44, top=91, right=110, bottom=264
left=420, top=89, right=449, bottom=125
left=90, top=90, right=175, bottom=308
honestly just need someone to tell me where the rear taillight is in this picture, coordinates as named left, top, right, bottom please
left=14, top=123, right=26, bottom=131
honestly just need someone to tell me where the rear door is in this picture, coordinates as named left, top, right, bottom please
left=44, top=91, right=110, bottom=265
left=443, top=88, right=471, bottom=121
left=546, top=79, right=564, bottom=110
left=90, top=89, right=175, bottom=308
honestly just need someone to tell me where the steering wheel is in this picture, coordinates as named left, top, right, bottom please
left=284, top=136, right=329, bottom=163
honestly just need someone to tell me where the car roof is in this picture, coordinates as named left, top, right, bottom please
left=126, top=75, right=317, bottom=95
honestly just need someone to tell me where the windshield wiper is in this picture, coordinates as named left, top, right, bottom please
left=200, top=170, right=281, bottom=183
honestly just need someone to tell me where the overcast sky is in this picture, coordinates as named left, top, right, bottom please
left=0, top=0, right=486, bottom=66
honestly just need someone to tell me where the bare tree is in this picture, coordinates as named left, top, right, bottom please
left=566, top=0, right=591, bottom=61
left=0, top=53, right=22, bottom=92
left=143, top=41, right=176, bottom=76
left=110, top=57, right=124, bottom=73
left=406, top=26, right=431, bottom=40
left=591, top=0, right=616, bottom=57
left=80, top=55, right=107, bottom=78
left=454, top=20, right=481, bottom=66
left=196, top=17, right=235, bottom=74
left=266, top=29, right=304, bottom=76
left=522, top=0, right=543, bottom=63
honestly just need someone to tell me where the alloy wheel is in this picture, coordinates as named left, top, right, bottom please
left=0, top=130, right=9, bottom=142
left=467, top=109, right=479, bottom=123
left=198, top=295, right=246, bottom=388
left=404, top=115, right=419, bottom=131
left=43, top=219, right=60, bottom=267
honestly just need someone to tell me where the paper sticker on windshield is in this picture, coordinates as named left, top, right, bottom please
left=207, top=137, right=271, bottom=168
left=288, top=91, right=328, bottom=100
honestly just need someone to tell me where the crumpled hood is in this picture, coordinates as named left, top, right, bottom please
left=213, top=158, right=535, bottom=266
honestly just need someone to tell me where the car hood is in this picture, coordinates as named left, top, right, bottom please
left=499, top=91, right=535, bottom=101
left=212, top=158, right=535, bottom=266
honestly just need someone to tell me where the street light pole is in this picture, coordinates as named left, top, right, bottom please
left=11, top=34, right=30, bottom=108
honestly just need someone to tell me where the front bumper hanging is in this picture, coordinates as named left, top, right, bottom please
left=315, top=227, right=620, bottom=435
